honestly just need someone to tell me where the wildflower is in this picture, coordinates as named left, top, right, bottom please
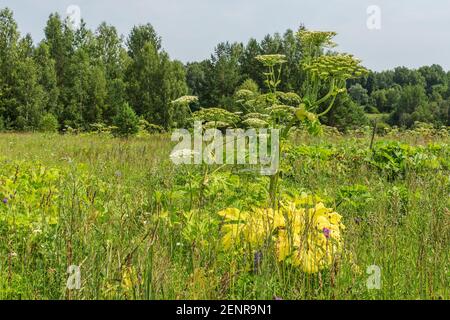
left=2, top=198, right=8, bottom=204
left=256, top=54, right=287, bottom=67
left=241, top=118, right=269, bottom=129
left=170, top=149, right=200, bottom=164
left=171, top=95, right=198, bottom=106
left=297, top=30, right=337, bottom=50
left=323, top=227, right=331, bottom=239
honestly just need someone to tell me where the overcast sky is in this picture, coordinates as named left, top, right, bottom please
left=3, top=0, right=450, bottom=71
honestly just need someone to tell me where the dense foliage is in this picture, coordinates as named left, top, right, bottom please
left=1, top=8, right=449, bottom=133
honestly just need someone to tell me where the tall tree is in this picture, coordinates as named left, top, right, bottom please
left=418, top=64, right=448, bottom=96
left=240, top=38, right=264, bottom=88
left=390, top=85, right=427, bottom=127
left=0, top=8, right=46, bottom=130
left=126, top=36, right=187, bottom=128
left=34, top=43, right=60, bottom=116
left=0, top=8, right=20, bottom=127
left=126, top=24, right=161, bottom=58
left=44, top=13, right=74, bottom=85
left=209, top=42, right=243, bottom=109
left=94, top=22, right=129, bottom=122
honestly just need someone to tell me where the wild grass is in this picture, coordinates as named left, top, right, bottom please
left=0, top=131, right=448, bottom=300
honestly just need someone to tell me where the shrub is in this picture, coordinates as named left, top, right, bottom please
left=113, top=103, right=139, bottom=137
left=376, top=122, right=391, bottom=135
left=38, top=113, right=59, bottom=133
left=15, top=116, right=27, bottom=131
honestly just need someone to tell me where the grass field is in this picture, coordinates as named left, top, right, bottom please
left=0, top=130, right=448, bottom=300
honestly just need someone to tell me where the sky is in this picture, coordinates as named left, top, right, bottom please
left=2, top=0, right=450, bottom=71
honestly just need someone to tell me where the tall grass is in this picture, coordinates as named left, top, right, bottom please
left=0, top=131, right=448, bottom=300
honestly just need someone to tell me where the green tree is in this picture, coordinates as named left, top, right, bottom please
left=0, top=8, right=46, bottom=130
left=113, top=102, right=139, bottom=137
left=370, top=89, right=387, bottom=113
left=348, top=84, right=369, bottom=107
left=323, top=94, right=368, bottom=130
left=210, top=42, right=244, bottom=109
left=0, top=7, right=20, bottom=127
left=126, top=24, right=161, bottom=58
left=186, top=61, right=210, bottom=109
left=126, top=27, right=188, bottom=129
left=63, top=48, right=107, bottom=128
left=393, top=67, right=425, bottom=87
left=14, top=55, right=46, bottom=130
left=34, top=43, right=60, bottom=116
left=240, top=38, right=264, bottom=88
left=44, top=13, right=74, bottom=85
left=126, top=42, right=162, bottom=121
left=418, top=64, right=448, bottom=96
left=390, top=85, right=428, bottom=127
left=93, top=23, right=130, bottom=123
left=164, top=59, right=189, bottom=128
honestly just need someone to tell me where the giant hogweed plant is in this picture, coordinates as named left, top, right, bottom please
left=245, top=30, right=368, bottom=210
left=228, top=31, right=366, bottom=273
left=215, top=32, right=366, bottom=274
left=171, top=29, right=367, bottom=274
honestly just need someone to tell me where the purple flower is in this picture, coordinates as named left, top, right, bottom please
left=2, top=198, right=8, bottom=204
left=323, top=227, right=331, bottom=239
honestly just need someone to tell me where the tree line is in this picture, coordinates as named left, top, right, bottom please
left=0, top=8, right=448, bottom=134
left=348, top=66, right=450, bottom=128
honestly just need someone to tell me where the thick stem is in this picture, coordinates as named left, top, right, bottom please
left=269, top=171, right=280, bottom=211
left=317, top=94, right=337, bottom=118
left=269, top=134, right=284, bottom=211
left=315, top=79, right=336, bottom=107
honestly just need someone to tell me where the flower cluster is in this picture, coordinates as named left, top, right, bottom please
left=298, top=30, right=337, bottom=51
left=171, top=95, right=199, bottom=106
left=255, top=54, right=287, bottom=67
left=303, top=54, right=368, bottom=81
left=191, top=108, right=241, bottom=127
left=218, top=196, right=345, bottom=273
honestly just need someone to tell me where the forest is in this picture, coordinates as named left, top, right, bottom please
left=1, top=7, right=449, bottom=135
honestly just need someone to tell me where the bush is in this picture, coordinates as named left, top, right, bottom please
left=376, top=122, right=391, bottom=135
left=38, top=114, right=59, bottom=133
left=15, top=116, right=27, bottom=131
left=113, top=103, right=139, bottom=137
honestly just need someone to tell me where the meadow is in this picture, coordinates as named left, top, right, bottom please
left=1, top=5, right=449, bottom=302
left=0, top=127, right=448, bottom=300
